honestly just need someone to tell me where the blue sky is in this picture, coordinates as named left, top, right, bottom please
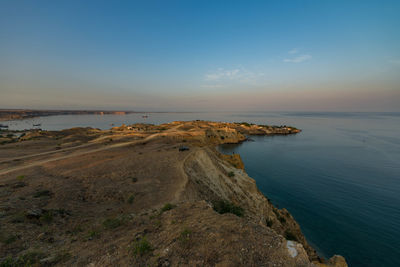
left=1, top=0, right=399, bottom=111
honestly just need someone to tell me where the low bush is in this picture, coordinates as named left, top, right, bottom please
left=103, top=217, right=122, bottom=229
left=33, top=190, right=52, bottom=198
left=130, top=237, right=152, bottom=257
left=127, top=194, right=135, bottom=204
left=160, top=203, right=176, bottom=213
left=212, top=200, right=244, bottom=217
left=0, top=251, right=46, bottom=266
left=87, top=230, right=100, bottom=240
left=285, top=230, right=298, bottom=242
left=179, top=228, right=192, bottom=247
left=40, top=210, right=54, bottom=223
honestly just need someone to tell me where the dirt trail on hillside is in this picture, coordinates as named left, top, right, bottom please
left=0, top=133, right=161, bottom=177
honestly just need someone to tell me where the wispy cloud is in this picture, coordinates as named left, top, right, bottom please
left=288, top=48, right=299, bottom=54
left=205, top=68, right=240, bottom=81
left=204, top=68, right=264, bottom=82
left=283, top=54, right=312, bottom=63
left=202, top=67, right=264, bottom=88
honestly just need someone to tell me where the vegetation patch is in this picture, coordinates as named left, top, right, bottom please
left=33, top=189, right=52, bottom=198
left=52, top=251, right=72, bottom=265
left=10, top=212, right=25, bottom=224
left=40, top=210, right=54, bottom=223
left=227, top=171, right=235, bottom=177
left=87, top=229, right=100, bottom=240
left=160, top=203, right=176, bottom=213
left=212, top=200, right=244, bottom=217
left=130, top=237, right=152, bottom=258
left=179, top=228, right=192, bottom=247
left=127, top=194, right=135, bottom=204
left=0, top=234, right=17, bottom=245
left=0, top=251, right=46, bottom=266
left=284, top=230, right=298, bottom=242
left=103, top=217, right=123, bottom=229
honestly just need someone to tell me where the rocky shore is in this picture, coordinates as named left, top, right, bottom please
left=0, top=121, right=346, bottom=266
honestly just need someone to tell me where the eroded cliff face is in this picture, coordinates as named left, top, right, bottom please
left=168, top=121, right=346, bottom=266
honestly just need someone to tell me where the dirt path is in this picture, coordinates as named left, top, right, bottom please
left=0, top=142, right=98, bottom=164
left=0, top=132, right=161, bottom=177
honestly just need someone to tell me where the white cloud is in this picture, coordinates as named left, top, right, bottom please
left=283, top=54, right=312, bottom=63
left=288, top=48, right=298, bottom=54
left=204, top=67, right=264, bottom=83
left=205, top=69, right=240, bottom=81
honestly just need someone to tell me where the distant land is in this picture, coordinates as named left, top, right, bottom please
left=0, top=109, right=138, bottom=121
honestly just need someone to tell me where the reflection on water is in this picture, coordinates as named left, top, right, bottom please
left=3, top=112, right=400, bottom=267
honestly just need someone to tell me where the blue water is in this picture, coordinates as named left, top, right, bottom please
left=218, top=112, right=400, bottom=267
left=3, top=111, right=400, bottom=266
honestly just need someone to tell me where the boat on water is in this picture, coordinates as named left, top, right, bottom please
left=33, top=124, right=41, bottom=127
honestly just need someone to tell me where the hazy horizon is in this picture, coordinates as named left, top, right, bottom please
left=1, top=1, right=399, bottom=112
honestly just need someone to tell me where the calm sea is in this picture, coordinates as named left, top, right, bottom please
left=3, top=112, right=400, bottom=266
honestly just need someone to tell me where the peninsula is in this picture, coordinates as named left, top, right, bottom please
left=0, top=121, right=347, bottom=266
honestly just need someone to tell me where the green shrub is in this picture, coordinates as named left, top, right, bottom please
left=130, top=237, right=152, bottom=257
left=33, top=190, right=52, bottom=198
left=179, top=228, right=192, bottom=247
left=103, top=218, right=122, bottom=229
left=1, top=235, right=17, bottom=245
left=212, top=200, right=244, bottom=217
left=87, top=230, right=100, bottom=240
left=10, top=212, right=25, bottom=224
left=272, top=209, right=280, bottom=217
left=40, top=210, right=54, bottom=223
left=227, top=171, right=235, bottom=177
left=266, top=219, right=273, bottom=227
left=127, top=194, right=135, bottom=204
left=285, top=230, right=298, bottom=241
left=53, top=251, right=72, bottom=264
left=160, top=203, right=176, bottom=213
left=0, top=251, right=46, bottom=267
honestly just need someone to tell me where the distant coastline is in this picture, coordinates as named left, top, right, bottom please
left=0, top=109, right=138, bottom=122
